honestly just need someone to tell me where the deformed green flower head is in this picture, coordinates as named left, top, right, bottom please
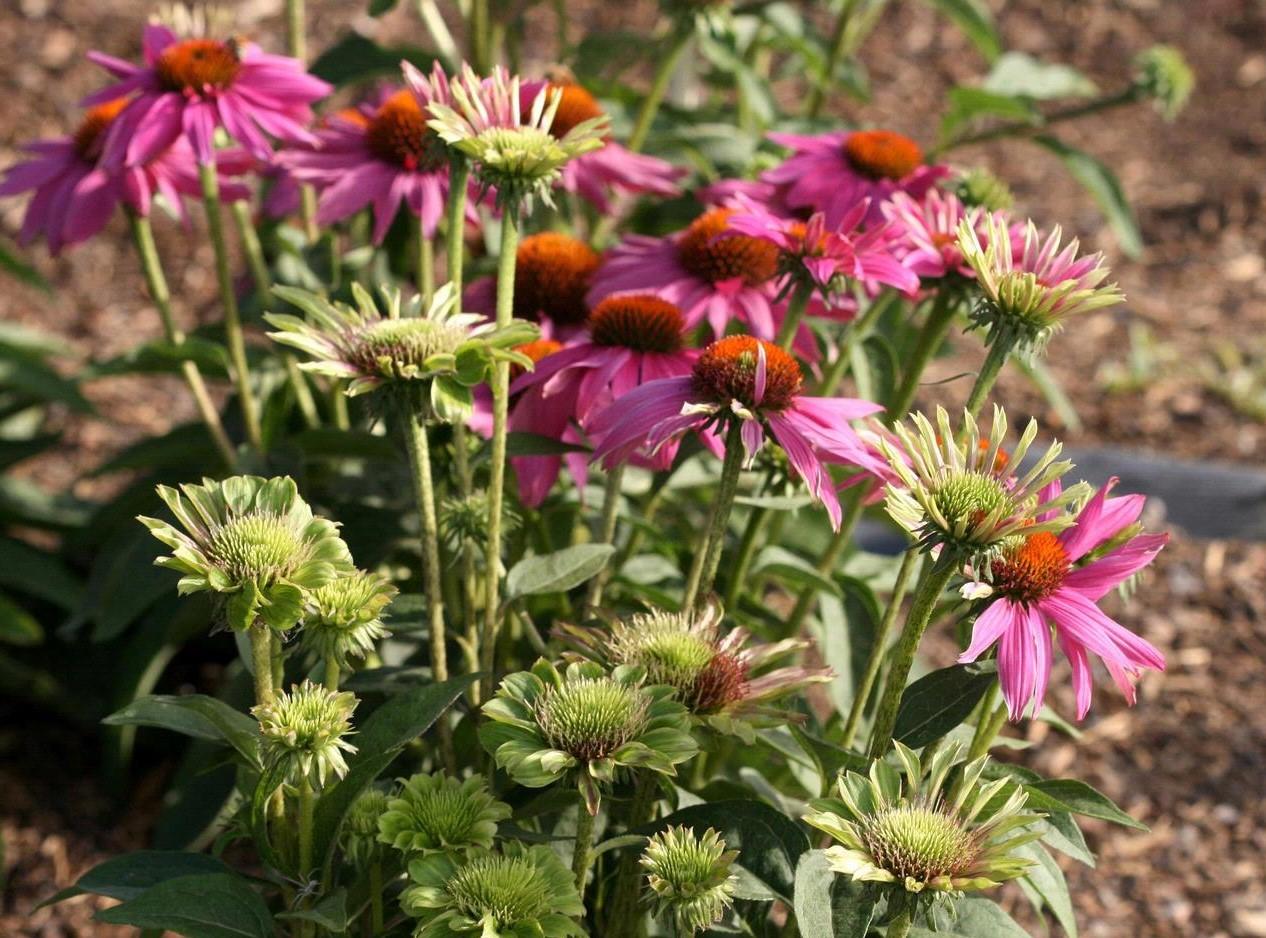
left=879, top=407, right=1085, bottom=568
left=254, top=679, right=358, bottom=789
left=378, top=772, right=511, bottom=857
left=1133, top=45, right=1194, bottom=121
left=439, top=491, right=523, bottom=555
left=958, top=213, right=1123, bottom=353
left=267, top=281, right=538, bottom=422
left=402, top=843, right=584, bottom=938
left=641, top=826, right=738, bottom=935
left=559, top=598, right=832, bottom=743
left=300, top=569, right=396, bottom=670
left=804, top=741, right=1041, bottom=905
left=479, top=659, right=697, bottom=814
left=426, top=64, right=607, bottom=210
left=952, top=168, right=1014, bottom=213
left=342, top=788, right=391, bottom=868
left=139, top=475, right=353, bottom=632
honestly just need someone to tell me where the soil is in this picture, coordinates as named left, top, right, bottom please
left=2, top=0, right=1264, bottom=935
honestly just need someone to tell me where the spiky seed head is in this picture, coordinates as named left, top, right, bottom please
left=253, top=680, right=358, bottom=790
left=301, top=569, right=396, bottom=669
left=641, top=826, right=738, bottom=934
left=857, top=802, right=980, bottom=892
left=535, top=677, right=651, bottom=762
left=439, top=491, right=522, bottom=554
left=378, top=773, right=511, bottom=856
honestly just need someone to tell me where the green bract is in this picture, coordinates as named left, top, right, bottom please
left=139, top=475, right=353, bottom=632
left=804, top=741, right=1041, bottom=913
left=253, top=680, right=358, bottom=790
left=641, top=826, right=738, bottom=935
left=378, top=773, right=511, bottom=857
left=266, top=281, right=537, bottom=422
left=1134, top=45, right=1194, bottom=120
left=479, top=659, right=697, bottom=814
left=342, top=788, right=391, bottom=869
left=300, top=568, right=396, bottom=670
left=401, top=843, right=585, bottom=938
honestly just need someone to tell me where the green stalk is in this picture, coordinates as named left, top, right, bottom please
left=571, top=802, right=597, bottom=892
left=584, top=464, right=625, bottom=611
left=480, top=210, right=521, bottom=701
left=229, top=200, right=320, bottom=430
left=805, top=0, right=861, bottom=118
left=816, top=289, right=898, bottom=396
left=445, top=160, right=471, bottom=295
left=626, top=27, right=692, bottom=153
left=886, top=291, right=958, bottom=424
left=607, top=774, right=658, bottom=938
left=414, top=215, right=436, bottom=307
left=723, top=505, right=768, bottom=610
left=249, top=622, right=275, bottom=707
left=887, top=910, right=914, bottom=938
left=774, top=281, right=813, bottom=351
left=840, top=549, right=919, bottom=748
left=368, top=860, right=384, bottom=935
left=414, top=0, right=460, bottom=69
left=963, top=336, right=1014, bottom=420
left=198, top=162, right=263, bottom=451
left=470, top=0, right=490, bottom=72
left=126, top=211, right=235, bottom=467
left=323, top=656, right=340, bottom=692
left=866, top=555, right=956, bottom=759
left=285, top=0, right=306, bottom=60
left=967, top=683, right=1009, bottom=760
left=934, top=87, right=1144, bottom=155
left=782, top=486, right=866, bottom=636
left=682, top=421, right=746, bottom=610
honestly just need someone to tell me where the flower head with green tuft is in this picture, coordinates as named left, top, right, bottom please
left=479, top=659, right=697, bottom=814
left=640, top=826, right=738, bottom=935
left=342, top=788, right=391, bottom=869
left=878, top=406, right=1086, bottom=569
left=425, top=64, right=607, bottom=210
left=266, top=281, right=538, bottom=422
left=300, top=568, right=396, bottom=670
left=1133, top=45, right=1194, bottom=121
left=139, top=475, right=353, bottom=633
left=253, top=680, right=358, bottom=790
left=952, top=168, right=1014, bottom=213
left=439, top=491, right=523, bottom=556
left=378, top=772, right=511, bottom=857
left=401, top=842, right=585, bottom=938
left=958, top=213, right=1124, bottom=353
left=804, top=741, right=1042, bottom=915
left=558, top=598, right=832, bottom=743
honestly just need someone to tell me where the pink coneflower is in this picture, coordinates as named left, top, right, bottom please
left=86, top=24, right=330, bottom=167
left=958, top=478, right=1168, bottom=720
left=0, top=98, right=248, bottom=254
left=587, top=207, right=785, bottom=340
left=590, top=336, right=886, bottom=529
left=280, top=87, right=477, bottom=243
left=520, top=80, right=684, bottom=212
left=881, top=188, right=979, bottom=281
left=466, top=232, right=601, bottom=341
left=762, top=129, right=948, bottom=226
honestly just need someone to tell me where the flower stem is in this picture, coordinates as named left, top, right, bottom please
left=722, top=505, right=768, bottom=610
left=607, top=774, right=658, bottom=938
left=682, top=421, right=746, bottom=610
left=470, top=0, right=491, bottom=72
left=414, top=0, right=460, bottom=69
left=229, top=200, right=320, bottom=430
left=887, top=910, right=914, bottom=938
left=285, top=0, right=306, bottom=60
left=571, top=801, right=597, bottom=892
left=967, top=682, right=1009, bottom=760
left=866, top=555, right=957, bottom=759
left=805, top=0, right=862, bottom=118
left=775, top=281, right=813, bottom=351
left=323, top=656, right=340, bottom=692
left=782, top=486, right=866, bottom=637
left=816, top=289, right=899, bottom=396
left=840, top=548, right=919, bottom=749
left=480, top=209, right=521, bottom=702
left=413, top=215, right=435, bottom=307
left=249, top=622, right=275, bottom=707
left=445, top=160, right=470, bottom=296
left=886, top=290, right=958, bottom=424
left=584, top=464, right=625, bottom=612
left=125, top=211, right=235, bottom=468
left=368, top=860, right=384, bottom=934
left=964, top=337, right=1014, bottom=420
left=627, top=26, right=692, bottom=153
left=198, top=162, right=263, bottom=451
left=934, top=87, right=1145, bottom=155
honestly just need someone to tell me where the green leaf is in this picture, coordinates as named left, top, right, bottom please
left=0, top=240, right=51, bottom=292
left=0, top=433, right=59, bottom=472
left=1032, top=135, right=1143, bottom=257
left=291, top=428, right=398, bottom=462
left=0, top=537, right=81, bottom=609
left=1042, top=813, right=1096, bottom=867
left=792, top=850, right=876, bottom=938
left=940, top=88, right=1038, bottom=144
left=751, top=546, right=839, bottom=598
left=96, top=873, right=273, bottom=938
left=814, top=576, right=881, bottom=720
left=504, top=544, right=615, bottom=600
left=88, top=338, right=229, bottom=380
left=649, top=800, right=809, bottom=903
left=920, top=0, right=1001, bottom=61
left=504, top=431, right=591, bottom=457
left=0, top=354, right=91, bottom=412
left=103, top=694, right=260, bottom=766
left=90, top=423, right=225, bottom=477
left=894, top=664, right=996, bottom=749
left=0, top=593, right=42, bottom=646
left=38, top=851, right=235, bottom=908
left=310, top=33, right=434, bottom=87
left=1017, top=841, right=1078, bottom=937
left=910, top=897, right=1030, bottom=937
left=1023, top=778, right=1147, bottom=830
left=984, top=52, right=1098, bottom=100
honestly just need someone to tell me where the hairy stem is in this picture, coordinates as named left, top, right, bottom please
left=886, top=291, right=958, bottom=424
left=805, top=0, right=861, bottom=118
left=249, top=622, right=275, bottom=708
left=774, top=281, right=813, bottom=351
left=571, top=802, right=597, bottom=892
left=414, top=215, right=436, bottom=307
left=682, top=421, right=746, bottom=609
left=723, top=506, right=768, bottom=610
left=323, top=656, right=340, bottom=692
left=964, top=336, right=1013, bottom=420
left=584, top=464, right=625, bottom=611
left=627, top=27, right=692, bottom=153
left=445, top=160, right=471, bottom=296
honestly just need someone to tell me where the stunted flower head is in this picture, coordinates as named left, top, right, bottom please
left=952, top=168, right=1014, bottom=212
left=300, top=569, right=396, bottom=669
left=879, top=407, right=1085, bottom=567
left=342, top=788, right=391, bottom=868
left=641, top=827, right=738, bottom=935
left=560, top=598, right=832, bottom=742
left=959, top=213, right=1124, bottom=352
left=378, top=773, right=511, bottom=857
left=1133, top=45, right=1194, bottom=121
left=139, top=476, right=352, bottom=632
left=440, top=491, right=523, bottom=555
left=401, top=843, right=584, bottom=938
left=254, top=680, right=358, bottom=789
left=479, top=659, right=697, bottom=814
left=805, top=741, right=1041, bottom=909
left=267, top=282, right=537, bottom=422
left=426, top=65, right=607, bottom=209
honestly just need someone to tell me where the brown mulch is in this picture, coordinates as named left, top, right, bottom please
left=2, top=0, right=1264, bottom=935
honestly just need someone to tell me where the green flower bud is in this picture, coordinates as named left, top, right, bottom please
left=641, top=826, right=738, bottom=935
left=342, top=788, right=391, bottom=869
left=1133, top=45, right=1194, bottom=121
left=254, top=680, right=358, bottom=790
left=301, top=569, right=396, bottom=670
left=378, top=773, right=511, bottom=857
